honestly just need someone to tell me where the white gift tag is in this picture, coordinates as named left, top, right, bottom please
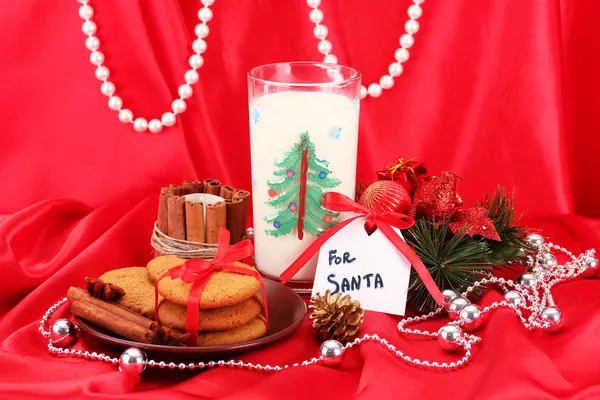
left=311, top=217, right=412, bottom=316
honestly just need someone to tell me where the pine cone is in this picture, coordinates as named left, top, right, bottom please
left=85, top=277, right=125, bottom=302
left=309, top=290, right=364, bottom=342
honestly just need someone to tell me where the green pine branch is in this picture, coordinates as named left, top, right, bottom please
left=404, top=220, right=492, bottom=313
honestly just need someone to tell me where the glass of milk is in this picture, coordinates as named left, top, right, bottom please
left=247, top=62, right=361, bottom=283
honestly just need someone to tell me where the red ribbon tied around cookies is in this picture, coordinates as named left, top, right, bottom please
left=279, top=192, right=445, bottom=306
left=154, top=228, right=268, bottom=345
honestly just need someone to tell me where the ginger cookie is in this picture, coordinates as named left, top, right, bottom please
left=157, top=297, right=262, bottom=331
left=98, top=267, right=162, bottom=318
left=150, top=256, right=261, bottom=309
left=196, top=317, right=267, bottom=346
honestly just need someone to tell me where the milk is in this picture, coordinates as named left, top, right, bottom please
left=249, top=91, right=359, bottom=281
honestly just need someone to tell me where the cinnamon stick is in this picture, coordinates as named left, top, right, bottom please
left=203, top=179, right=222, bottom=195
left=71, top=300, right=151, bottom=344
left=226, top=197, right=245, bottom=244
left=182, top=180, right=203, bottom=194
left=219, top=185, right=236, bottom=200
left=67, top=287, right=155, bottom=330
left=160, top=186, right=174, bottom=195
left=185, top=201, right=205, bottom=242
left=205, top=201, right=226, bottom=243
left=157, top=193, right=170, bottom=234
left=169, top=184, right=183, bottom=196
left=233, top=190, right=250, bottom=236
left=167, top=195, right=186, bottom=240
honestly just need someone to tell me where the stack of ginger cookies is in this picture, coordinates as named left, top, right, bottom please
left=88, top=256, right=267, bottom=346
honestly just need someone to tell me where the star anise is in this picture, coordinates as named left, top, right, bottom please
left=85, top=277, right=126, bottom=301
left=145, top=324, right=190, bottom=347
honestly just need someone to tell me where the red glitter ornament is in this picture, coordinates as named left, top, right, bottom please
left=449, top=207, right=501, bottom=241
left=412, top=171, right=461, bottom=219
left=268, top=189, right=277, bottom=198
left=359, top=180, right=412, bottom=215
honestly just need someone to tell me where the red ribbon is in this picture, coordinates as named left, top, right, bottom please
left=279, top=192, right=445, bottom=306
left=154, top=228, right=269, bottom=345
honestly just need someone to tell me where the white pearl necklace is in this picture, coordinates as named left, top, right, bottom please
left=77, top=0, right=214, bottom=133
left=306, top=0, right=425, bottom=99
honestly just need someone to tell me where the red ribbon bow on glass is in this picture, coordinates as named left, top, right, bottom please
left=280, top=192, right=445, bottom=307
left=154, top=228, right=268, bottom=345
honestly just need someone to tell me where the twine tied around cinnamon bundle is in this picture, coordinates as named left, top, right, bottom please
left=151, top=223, right=219, bottom=259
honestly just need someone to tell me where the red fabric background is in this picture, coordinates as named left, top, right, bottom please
left=1, top=0, right=600, bottom=398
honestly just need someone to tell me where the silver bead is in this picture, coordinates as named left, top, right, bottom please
left=458, top=304, right=484, bottom=331
left=442, top=289, right=459, bottom=305
left=504, top=291, right=525, bottom=307
left=50, top=319, right=77, bottom=348
left=446, top=297, right=470, bottom=320
left=437, top=325, right=462, bottom=352
left=581, top=257, right=599, bottom=279
left=319, top=340, right=345, bottom=367
left=538, top=253, right=557, bottom=268
left=118, top=347, right=147, bottom=375
left=527, top=233, right=545, bottom=246
left=541, top=307, right=563, bottom=333
left=517, top=273, right=537, bottom=289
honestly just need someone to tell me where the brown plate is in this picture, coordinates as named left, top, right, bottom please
left=75, top=279, right=306, bottom=359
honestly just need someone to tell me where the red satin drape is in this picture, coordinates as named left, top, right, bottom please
left=1, top=1, right=600, bottom=399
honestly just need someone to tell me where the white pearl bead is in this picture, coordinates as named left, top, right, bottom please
left=82, top=21, right=97, bottom=35
left=100, top=81, right=115, bottom=96
left=198, top=8, right=213, bottom=22
left=189, top=54, right=204, bottom=69
left=95, top=66, right=110, bottom=80
left=408, top=4, right=422, bottom=19
left=314, top=25, right=328, bottom=40
left=400, top=34, right=414, bottom=48
left=118, top=109, right=133, bottom=123
left=367, top=83, right=382, bottom=98
left=395, top=48, right=410, bottom=62
left=133, top=118, right=148, bottom=132
left=317, top=40, right=332, bottom=54
left=195, top=24, right=210, bottom=38
left=388, top=62, right=403, bottom=77
left=323, top=54, right=338, bottom=64
left=172, top=99, right=187, bottom=114
left=178, top=84, right=193, bottom=99
left=414, top=0, right=425, bottom=4
left=185, top=70, right=199, bottom=84
left=89, top=51, right=105, bottom=66
left=201, top=0, right=214, bottom=5
left=380, top=75, right=394, bottom=89
left=79, top=5, right=94, bottom=19
left=192, top=39, right=207, bottom=54
left=307, top=0, right=321, bottom=7
left=77, top=0, right=88, bottom=4
left=148, top=119, right=163, bottom=133
left=309, top=9, right=324, bottom=23
left=85, top=36, right=100, bottom=51
left=405, top=20, right=420, bottom=34
left=360, top=85, right=367, bottom=99
left=161, top=112, right=176, bottom=127
left=108, top=96, right=123, bottom=110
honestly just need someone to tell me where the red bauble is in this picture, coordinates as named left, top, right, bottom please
left=412, top=171, right=461, bottom=219
left=268, top=189, right=277, bottom=198
left=359, top=180, right=412, bottom=215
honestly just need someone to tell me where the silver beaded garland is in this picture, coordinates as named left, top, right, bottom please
left=459, top=304, right=484, bottom=331
left=50, top=318, right=77, bottom=348
left=319, top=340, right=345, bottom=367
left=437, top=325, right=462, bottom=352
left=581, top=256, right=599, bottom=279
left=118, top=347, right=147, bottom=375
left=527, top=233, right=545, bottom=246
left=540, top=307, right=563, bottom=333
left=504, top=291, right=525, bottom=307
left=447, top=297, right=470, bottom=321
left=442, top=289, right=459, bottom=305
left=538, top=253, right=558, bottom=268
left=517, top=273, right=537, bottom=289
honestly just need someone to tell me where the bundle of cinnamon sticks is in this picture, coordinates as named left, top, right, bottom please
left=157, top=179, right=250, bottom=245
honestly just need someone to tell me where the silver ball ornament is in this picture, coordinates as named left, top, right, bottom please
left=581, top=257, right=599, bottom=279
left=504, top=291, right=525, bottom=307
left=527, top=233, right=545, bottom=246
left=446, top=297, right=470, bottom=321
left=541, top=306, right=563, bottom=333
left=319, top=340, right=345, bottom=367
left=517, top=273, right=537, bottom=289
left=458, top=304, right=484, bottom=331
left=442, top=289, right=459, bottom=305
left=118, top=347, right=147, bottom=375
left=437, top=324, right=462, bottom=352
left=50, top=318, right=77, bottom=348
left=538, top=253, right=557, bottom=268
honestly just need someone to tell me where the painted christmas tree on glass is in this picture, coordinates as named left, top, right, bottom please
left=265, top=132, right=340, bottom=239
